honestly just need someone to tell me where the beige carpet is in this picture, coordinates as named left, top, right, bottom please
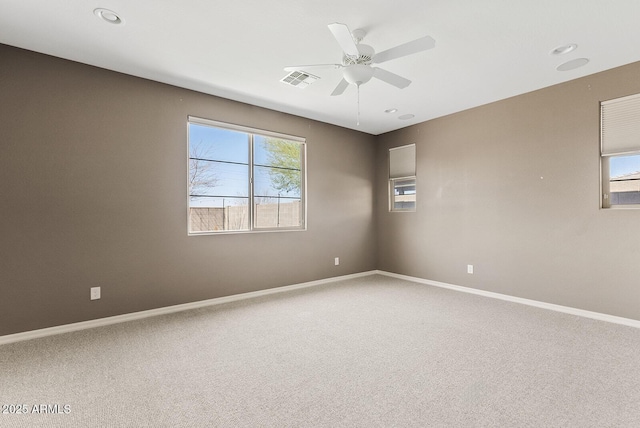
left=1, top=275, right=640, bottom=427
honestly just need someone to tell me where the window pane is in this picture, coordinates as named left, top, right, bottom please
left=254, top=136, right=302, bottom=168
left=188, top=123, right=250, bottom=232
left=189, top=196, right=249, bottom=232
left=254, top=197, right=302, bottom=228
left=609, top=154, right=640, bottom=205
left=253, top=136, right=303, bottom=229
left=254, top=165, right=301, bottom=198
left=254, top=136, right=302, bottom=197
left=189, top=161, right=248, bottom=198
left=188, top=124, right=248, bottom=163
left=391, top=178, right=416, bottom=211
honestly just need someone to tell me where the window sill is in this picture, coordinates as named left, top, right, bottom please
left=601, top=205, right=640, bottom=210
left=188, top=227, right=307, bottom=236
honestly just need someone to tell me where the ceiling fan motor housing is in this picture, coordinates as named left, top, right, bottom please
left=343, top=44, right=375, bottom=65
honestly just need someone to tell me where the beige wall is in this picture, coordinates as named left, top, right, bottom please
left=376, top=61, right=640, bottom=320
left=0, top=44, right=377, bottom=336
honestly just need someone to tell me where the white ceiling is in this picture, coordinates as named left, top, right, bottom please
left=3, top=1, right=640, bottom=135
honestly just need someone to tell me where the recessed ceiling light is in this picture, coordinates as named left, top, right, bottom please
left=556, top=58, right=589, bottom=71
left=399, top=114, right=415, bottom=120
left=385, top=108, right=398, bottom=114
left=551, top=44, right=577, bottom=55
left=94, top=8, right=124, bottom=25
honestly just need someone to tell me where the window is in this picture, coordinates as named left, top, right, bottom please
left=389, top=144, right=416, bottom=211
left=391, top=178, right=416, bottom=211
left=188, top=117, right=305, bottom=234
left=601, top=93, right=640, bottom=208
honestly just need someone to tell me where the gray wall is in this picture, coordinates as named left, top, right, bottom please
left=0, top=44, right=377, bottom=336
left=376, top=61, right=640, bottom=321
left=3, top=41, right=640, bottom=337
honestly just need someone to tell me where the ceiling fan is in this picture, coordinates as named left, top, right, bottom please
left=285, top=23, right=436, bottom=97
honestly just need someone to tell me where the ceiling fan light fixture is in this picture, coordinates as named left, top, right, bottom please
left=343, top=64, right=375, bottom=86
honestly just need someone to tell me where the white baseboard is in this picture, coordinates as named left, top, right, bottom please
left=375, top=270, right=640, bottom=329
left=0, top=270, right=377, bottom=346
left=3, top=269, right=638, bottom=346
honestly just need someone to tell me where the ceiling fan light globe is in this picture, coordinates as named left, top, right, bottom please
left=344, top=64, right=374, bottom=86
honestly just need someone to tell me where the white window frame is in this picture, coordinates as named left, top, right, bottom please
left=187, top=116, right=307, bottom=234
left=600, top=93, right=640, bottom=209
left=389, top=144, right=416, bottom=212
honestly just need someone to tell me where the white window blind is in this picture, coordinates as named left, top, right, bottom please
left=389, top=144, right=416, bottom=178
left=601, top=93, right=640, bottom=156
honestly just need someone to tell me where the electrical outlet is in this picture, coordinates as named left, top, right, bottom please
left=467, top=265, right=474, bottom=274
left=334, top=257, right=340, bottom=266
left=90, top=287, right=101, bottom=300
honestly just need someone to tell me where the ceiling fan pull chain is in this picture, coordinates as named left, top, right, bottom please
left=357, top=84, right=360, bottom=126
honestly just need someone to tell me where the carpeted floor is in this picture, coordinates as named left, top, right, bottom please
left=1, top=274, right=640, bottom=427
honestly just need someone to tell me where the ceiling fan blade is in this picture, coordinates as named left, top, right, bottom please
left=284, top=64, right=343, bottom=72
left=328, top=23, right=359, bottom=57
left=372, top=67, right=411, bottom=89
left=331, top=78, right=350, bottom=96
left=373, top=35, right=435, bottom=64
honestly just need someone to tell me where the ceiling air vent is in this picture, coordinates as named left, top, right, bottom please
left=280, top=71, right=320, bottom=88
